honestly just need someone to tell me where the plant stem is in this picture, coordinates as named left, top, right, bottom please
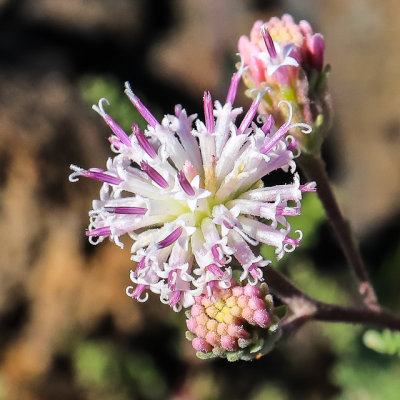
left=264, top=266, right=400, bottom=331
left=298, top=153, right=379, bottom=310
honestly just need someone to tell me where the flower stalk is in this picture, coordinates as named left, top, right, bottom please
left=299, top=153, right=379, bottom=311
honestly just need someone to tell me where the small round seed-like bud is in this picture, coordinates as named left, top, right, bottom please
left=191, top=304, right=203, bottom=317
left=232, top=286, right=244, bottom=297
left=206, top=319, right=218, bottom=332
left=242, top=306, right=254, bottom=322
left=217, top=322, right=228, bottom=336
left=195, top=325, right=208, bottom=338
left=248, top=297, right=265, bottom=310
left=196, top=312, right=209, bottom=326
left=223, top=313, right=234, bottom=325
left=221, top=335, right=237, bottom=351
left=186, top=317, right=197, bottom=333
left=192, top=337, right=212, bottom=353
left=244, top=285, right=261, bottom=297
left=237, top=295, right=249, bottom=308
left=253, top=309, right=271, bottom=328
left=206, top=331, right=220, bottom=347
left=230, top=306, right=242, bottom=317
left=226, top=296, right=237, bottom=307
left=206, top=305, right=218, bottom=318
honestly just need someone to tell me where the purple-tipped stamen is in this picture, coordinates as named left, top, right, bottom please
left=108, top=136, right=122, bottom=150
left=132, top=124, right=157, bottom=159
left=237, top=94, right=261, bottom=135
left=248, top=263, right=263, bottom=280
left=134, top=257, right=147, bottom=278
left=207, top=263, right=225, bottom=279
left=157, top=226, right=183, bottom=249
left=211, top=244, right=226, bottom=265
left=175, top=104, right=182, bottom=117
left=276, top=206, right=300, bottom=216
left=283, top=236, right=300, bottom=247
left=168, top=270, right=177, bottom=290
left=177, top=171, right=195, bottom=196
left=203, top=91, right=215, bottom=133
left=261, top=24, right=277, bottom=59
left=223, top=220, right=234, bottom=229
left=131, top=284, right=148, bottom=300
left=300, top=184, right=317, bottom=192
left=169, top=291, right=182, bottom=307
left=287, top=138, right=298, bottom=151
left=124, top=82, right=159, bottom=128
left=104, top=206, right=147, bottom=215
left=260, top=122, right=290, bottom=154
left=225, top=71, right=241, bottom=105
left=104, top=115, right=132, bottom=147
left=140, top=161, right=169, bottom=188
left=93, top=98, right=132, bottom=147
left=261, top=115, right=274, bottom=134
left=86, top=226, right=112, bottom=237
left=83, top=168, right=123, bottom=185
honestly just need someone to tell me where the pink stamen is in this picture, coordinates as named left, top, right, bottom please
left=206, top=281, right=217, bottom=297
left=203, top=91, right=215, bottom=133
left=261, top=115, right=274, bottom=134
left=86, top=226, right=111, bottom=237
left=169, top=291, right=182, bottom=307
left=276, top=206, right=300, bottom=216
left=261, top=25, right=277, bottom=59
left=287, top=138, right=298, bottom=151
left=132, top=124, right=157, bottom=159
left=157, top=226, right=183, bottom=249
left=223, top=220, right=233, bottom=229
left=207, top=263, right=224, bottom=279
left=125, top=82, right=158, bottom=128
left=211, top=244, right=226, bottom=265
left=260, top=122, right=290, bottom=154
left=140, top=161, right=168, bottom=188
left=104, top=206, right=147, bottom=215
left=174, top=104, right=182, bottom=117
left=168, top=270, right=177, bottom=290
left=83, top=168, right=122, bottom=185
left=248, top=263, right=262, bottom=280
left=237, top=95, right=261, bottom=135
left=225, top=71, right=241, bottom=105
left=134, top=257, right=147, bottom=278
left=300, top=184, right=317, bottom=192
left=131, top=284, right=148, bottom=299
left=177, top=171, right=195, bottom=196
left=283, top=236, right=300, bottom=247
left=104, top=115, right=131, bottom=147
left=108, top=136, right=122, bottom=150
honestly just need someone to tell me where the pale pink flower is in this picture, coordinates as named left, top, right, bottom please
left=69, top=67, right=315, bottom=311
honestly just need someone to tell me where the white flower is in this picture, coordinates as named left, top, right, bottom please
left=70, top=69, right=315, bottom=311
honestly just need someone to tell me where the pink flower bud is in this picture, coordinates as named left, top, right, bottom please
left=192, top=338, right=212, bottom=353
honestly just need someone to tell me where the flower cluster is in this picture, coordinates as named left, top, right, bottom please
left=69, top=66, right=315, bottom=312
left=185, top=281, right=280, bottom=361
left=238, top=14, right=332, bottom=154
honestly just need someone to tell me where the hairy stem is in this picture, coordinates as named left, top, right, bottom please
left=298, top=153, right=379, bottom=310
left=264, top=266, right=400, bottom=331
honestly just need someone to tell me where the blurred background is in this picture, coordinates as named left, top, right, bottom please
left=1, top=0, right=400, bottom=399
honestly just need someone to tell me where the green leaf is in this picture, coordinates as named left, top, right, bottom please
left=363, top=329, right=400, bottom=356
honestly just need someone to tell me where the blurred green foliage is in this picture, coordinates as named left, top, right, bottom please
left=80, top=75, right=161, bottom=132
left=74, top=340, right=167, bottom=400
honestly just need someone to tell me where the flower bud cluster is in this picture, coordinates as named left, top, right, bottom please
left=185, top=281, right=281, bottom=361
left=238, top=14, right=332, bottom=154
